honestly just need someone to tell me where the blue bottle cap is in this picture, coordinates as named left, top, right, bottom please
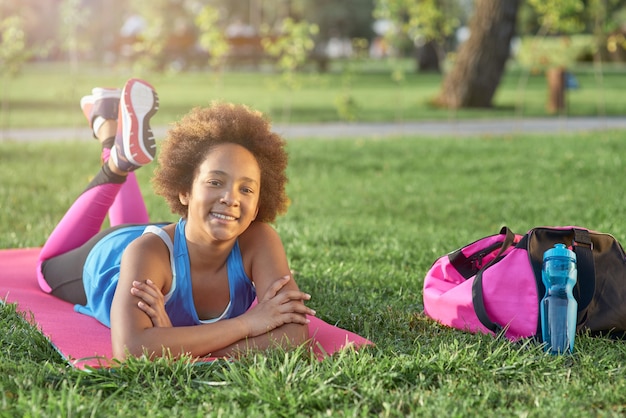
left=543, top=243, right=576, bottom=261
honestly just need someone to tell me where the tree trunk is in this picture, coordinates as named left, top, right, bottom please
left=546, top=67, right=566, bottom=113
left=415, top=40, right=441, bottom=73
left=434, top=0, right=521, bottom=108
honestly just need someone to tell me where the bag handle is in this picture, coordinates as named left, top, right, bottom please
left=472, top=227, right=517, bottom=334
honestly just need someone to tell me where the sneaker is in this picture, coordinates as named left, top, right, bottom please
left=110, top=78, right=159, bottom=172
left=80, top=87, right=122, bottom=138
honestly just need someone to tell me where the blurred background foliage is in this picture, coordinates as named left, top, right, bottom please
left=1, top=0, right=626, bottom=115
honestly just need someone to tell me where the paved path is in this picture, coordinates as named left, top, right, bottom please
left=2, top=116, right=626, bottom=142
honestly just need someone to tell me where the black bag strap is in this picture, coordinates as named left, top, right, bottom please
left=571, top=228, right=596, bottom=323
left=472, top=227, right=517, bottom=334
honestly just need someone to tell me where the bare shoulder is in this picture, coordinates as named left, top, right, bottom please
left=238, top=222, right=282, bottom=251
left=126, top=228, right=170, bottom=255
left=238, top=222, right=288, bottom=278
left=121, top=228, right=173, bottom=275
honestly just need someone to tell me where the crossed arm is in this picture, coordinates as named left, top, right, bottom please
left=109, top=223, right=315, bottom=360
left=131, top=274, right=312, bottom=358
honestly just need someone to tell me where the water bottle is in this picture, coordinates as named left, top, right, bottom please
left=540, top=243, right=578, bottom=354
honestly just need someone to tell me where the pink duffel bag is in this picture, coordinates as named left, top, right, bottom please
left=423, top=226, right=626, bottom=341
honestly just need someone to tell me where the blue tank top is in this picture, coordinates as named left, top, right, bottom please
left=75, top=218, right=256, bottom=327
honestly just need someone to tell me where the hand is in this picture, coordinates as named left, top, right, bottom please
left=130, top=279, right=173, bottom=328
left=241, top=275, right=316, bottom=338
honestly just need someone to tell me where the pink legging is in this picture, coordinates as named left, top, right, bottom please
left=37, top=168, right=149, bottom=293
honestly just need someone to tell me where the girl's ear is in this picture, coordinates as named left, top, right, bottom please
left=179, top=192, right=189, bottom=206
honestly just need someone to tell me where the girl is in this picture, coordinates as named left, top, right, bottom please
left=37, top=78, right=315, bottom=360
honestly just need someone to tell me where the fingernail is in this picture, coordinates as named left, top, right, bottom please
left=310, top=310, right=316, bottom=315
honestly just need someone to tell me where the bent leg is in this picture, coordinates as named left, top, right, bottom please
left=100, top=123, right=150, bottom=226
left=37, top=166, right=124, bottom=293
left=38, top=79, right=158, bottom=294
left=108, top=172, right=149, bottom=226
left=41, top=242, right=92, bottom=305
left=41, top=225, right=127, bottom=304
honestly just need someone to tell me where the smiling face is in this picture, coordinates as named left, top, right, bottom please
left=179, top=143, right=261, bottom=244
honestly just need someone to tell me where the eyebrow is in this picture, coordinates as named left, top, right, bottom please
left=209, top=170, right=259, bottom=185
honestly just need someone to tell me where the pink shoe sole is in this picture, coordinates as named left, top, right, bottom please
left=119, top=79, right=159, bottom=167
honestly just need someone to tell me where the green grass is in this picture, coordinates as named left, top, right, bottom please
left=1, top=61, right=626, bottom=130
left=2, top=130, right=626, bottom=416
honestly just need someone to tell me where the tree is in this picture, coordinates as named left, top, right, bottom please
left=517, top=0, right=585, bottom=113
left=261, top=17, right=319, bottom=121
left=0, top=16, right=27, bottom=133
left=434, top=0, right=521, bottom=108
left=59, top=0, right=92, bottom=73
left=195, top=4, right=230, bottom=69
left=0, top=16, right=30, bottom=78
left=278, top=0, right=375, bottom=71
left=122, top=0, right=198, bottom=73
left=374, top=0, right=464, bottom=73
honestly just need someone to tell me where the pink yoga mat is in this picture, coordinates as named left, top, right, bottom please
left=0, top=248, right=372, bottom=369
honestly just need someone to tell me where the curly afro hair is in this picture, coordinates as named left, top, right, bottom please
left=152, top=102, right=289, bottom=223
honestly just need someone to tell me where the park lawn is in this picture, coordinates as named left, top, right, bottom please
left=2, top=130, right=626, bottom=416
left=1, top=61, right=626, bottom=130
